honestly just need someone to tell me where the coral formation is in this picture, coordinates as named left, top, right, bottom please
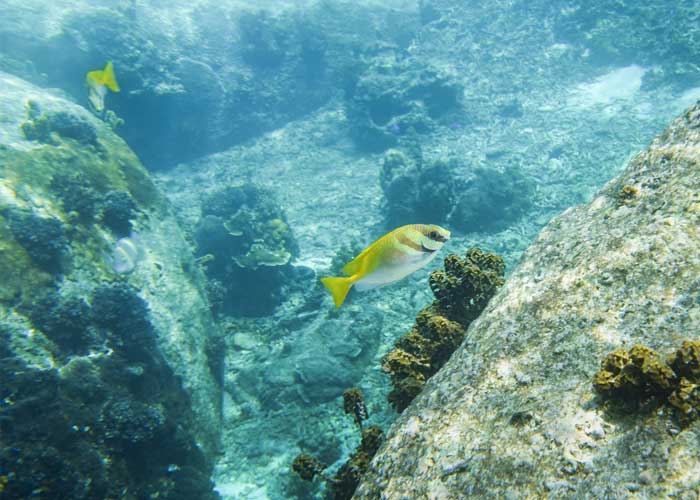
left=0, top=72, right=221, bottom=500
left=2, top=3, right=403, bottom=168
left=99, top=190, right=137, bottom=236
left=291, top=453, right=327, bottom=482
left=5, top=209, right=68, bottom=275
left=24, top=292, right=93, bottom=354
left=379, top=148, right=457, bottom=226
left=594, top=340, right=700, bottom=423
left=50, top=172, right=101, bottom=223
left=100, top=397, right=166, bottom=446
left=383, top=248, right=505, bottom=412
left=616, top=185, right=640, bottom=205
left=342, top=387, right=368, bottom=429
left=429, top=249, right=507, bottom=324
left=328, top=426, right=384, bottom=500
left=553, top=3, right=700, bottom=90
left=0, top=321, right=218, bottom=500
left=21, top=100, right=99, bottom=147
left=346, top=56, right=462, bottom=152
left=292, top=389, right=383, bottom=500
left=379, top=147, right=533, bottom=233
left=238, top=11, right=289, bottom=68
left=90, top=282, right=155, bottom=355
left=194, top=184, right=298, bottom=316
left=449, top=165, right=534, bottom=233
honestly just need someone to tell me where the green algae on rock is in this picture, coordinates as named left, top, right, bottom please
left=0, top=72, right=222, bottom=499
left=354, top=102, right=700, bottom=499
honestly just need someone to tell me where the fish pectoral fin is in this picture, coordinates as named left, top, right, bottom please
left=321, top=275, right=355, bottom=308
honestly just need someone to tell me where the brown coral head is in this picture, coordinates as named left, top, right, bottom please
left=292, top=453, right=327, bottom=482
left=343, top=387, right=369, bottom=427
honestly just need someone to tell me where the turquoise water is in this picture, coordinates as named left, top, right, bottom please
left=1, top=1, right=699, bottom=499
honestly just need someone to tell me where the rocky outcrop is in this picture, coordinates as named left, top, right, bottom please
left=355, top=104, right=700, bottom=498
left=0, top=72, right=221, bottom=499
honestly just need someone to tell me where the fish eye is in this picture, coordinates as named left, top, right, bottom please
left=429, top=230, right=438, bottom=239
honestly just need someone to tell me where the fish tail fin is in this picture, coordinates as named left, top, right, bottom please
left=321, top=276, right=354, bottom=308
left=101, top=61, right=120, bottom=92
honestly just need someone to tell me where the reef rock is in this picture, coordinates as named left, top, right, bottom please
left=0, top=72, right=221, bottom=499
left=355, top=104, right=700, bottom=498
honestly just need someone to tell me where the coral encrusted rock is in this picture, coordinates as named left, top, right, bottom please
left=0, top=72, right=221, bottom=499
left=354, top=104, right=700, bottom=498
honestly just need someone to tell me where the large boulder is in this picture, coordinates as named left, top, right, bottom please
left=355, top=104, right=700, bottom=498
left=0, top=72, right=221, bottom=499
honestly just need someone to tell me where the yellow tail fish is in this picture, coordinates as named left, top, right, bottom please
left=86, top=61, right=120, bottom=112
left=321, top=224, right=451, bottom=308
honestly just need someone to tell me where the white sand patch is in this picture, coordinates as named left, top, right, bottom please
left=567, top=65, right=647, bottom=109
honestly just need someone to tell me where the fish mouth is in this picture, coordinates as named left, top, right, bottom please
left=421, top=242, right=438, bottom=253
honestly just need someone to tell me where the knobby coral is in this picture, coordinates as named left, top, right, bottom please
left=594, top=340, right=700, bottom=423
left=383, top=248, right=505, bottom=412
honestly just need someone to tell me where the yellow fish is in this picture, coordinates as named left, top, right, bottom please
left=86, top=61, right=120, bottom=112
left=321, top=224, right=451, bottom=308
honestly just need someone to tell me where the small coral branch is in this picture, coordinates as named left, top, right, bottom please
left=291, top=389, right=383, bottom=500
left=343, top=387, right=368, bottom=430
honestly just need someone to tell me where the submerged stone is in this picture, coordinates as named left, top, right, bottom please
left=354, top=103, right=700, bottom=499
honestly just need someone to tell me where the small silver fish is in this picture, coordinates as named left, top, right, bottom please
left=109, top=234, right=143, bottom=273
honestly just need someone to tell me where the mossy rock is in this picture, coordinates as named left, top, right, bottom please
left=0, top=72, right=222, bottom=498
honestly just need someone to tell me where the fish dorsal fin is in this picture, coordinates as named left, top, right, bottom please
left=341, top=254, right=364, bottom=276
left=341, top=226, right=405, bottom=276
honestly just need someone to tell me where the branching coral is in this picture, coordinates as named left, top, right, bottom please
left=383, top=248, right=505, bottom=412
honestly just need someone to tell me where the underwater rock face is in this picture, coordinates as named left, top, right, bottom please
left=0, top=72, right=221, bottom=498
left=355, top=104, right=700, bottom=498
